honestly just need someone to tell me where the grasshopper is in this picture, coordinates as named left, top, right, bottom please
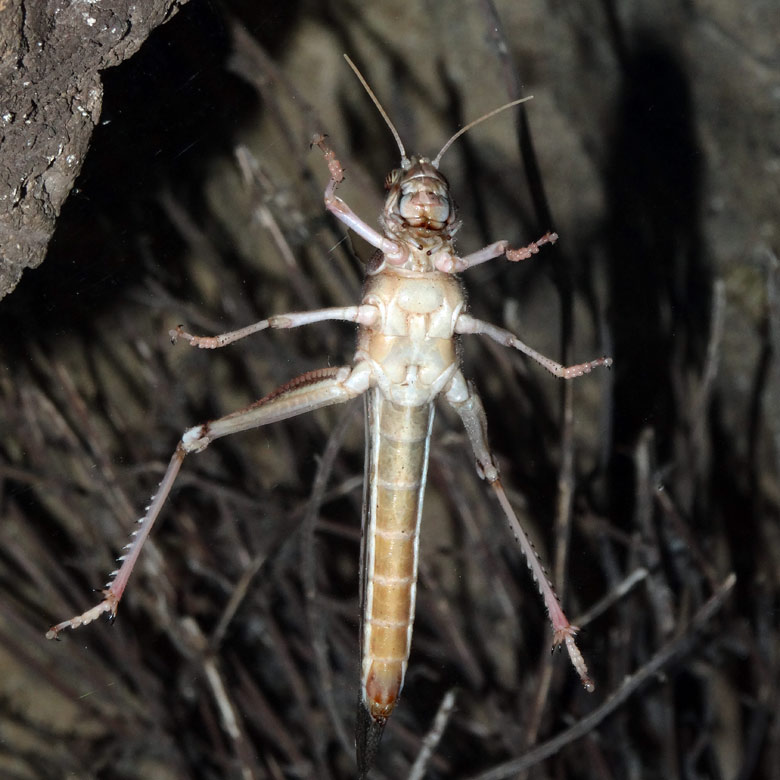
left=48, top=56, right=610, bottom=775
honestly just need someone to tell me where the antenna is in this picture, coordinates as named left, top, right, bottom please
left=432, top=96, right=533, bottom=168
left=343, top=54, right=409, bottom=167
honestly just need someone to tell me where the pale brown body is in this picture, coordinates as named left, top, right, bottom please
left=357, top=265, right=465, bottom=720
left=48, top=97, right=609, bottom=777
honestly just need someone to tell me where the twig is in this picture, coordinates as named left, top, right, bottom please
left=468, top=573, right=736, bottom=780
left=302, top=403, right=359, bottom=762
left=765, top=249, right=780, bottom=482
left=180, top=618, right=258, bottom=780
left=691, top=279, right=725, bottom=441
left=634, top=429, right=676, bottom=637
left=407, top=689, right=458, bottom=780
left=572, top=566, right=649, bottom=629
left=476, top=0, right=553, bottom=230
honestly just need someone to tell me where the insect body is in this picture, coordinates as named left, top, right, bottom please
left=48, top=58, right=611, bottom=776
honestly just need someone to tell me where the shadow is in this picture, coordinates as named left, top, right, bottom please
left=604, top=30, right=710, bottom=518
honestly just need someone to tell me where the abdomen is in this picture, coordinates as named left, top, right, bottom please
left=360, top=388, right=433, bottom=721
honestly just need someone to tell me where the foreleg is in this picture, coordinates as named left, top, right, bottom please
left=311, top=135, right=407, bottom=266
left=47, top=365, right=369, bottom=639
left=435, top=231, right=558, bottom=273
left=443, top=372, right=594, bottom=691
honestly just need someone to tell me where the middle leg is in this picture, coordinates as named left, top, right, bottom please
left=171, top=304, right=378, bottom=350
left=456, top=314, right=612, bottom=378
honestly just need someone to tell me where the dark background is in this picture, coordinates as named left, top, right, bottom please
left=1, top=1, right=777, bottom=778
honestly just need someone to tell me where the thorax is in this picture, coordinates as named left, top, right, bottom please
left=356, top=266, right=465, bottom=406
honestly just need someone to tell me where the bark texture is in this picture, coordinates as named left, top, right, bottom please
left=0, top=0, right=187, bottom=298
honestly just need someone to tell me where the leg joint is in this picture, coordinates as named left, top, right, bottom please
left=182, top=424, right=211, bottom=453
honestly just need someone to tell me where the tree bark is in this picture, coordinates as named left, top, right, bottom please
left=0, top=0, right=188, bottom=299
